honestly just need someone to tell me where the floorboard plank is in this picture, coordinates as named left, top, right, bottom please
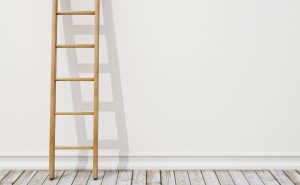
left=215, top=170, right=234, bottom=185
left=14, top=170, right=38, bottom=185
left=202, top=170, right=220, bottom=185
left=161, top=171, right=176, bottom=185
left=174, top=170, right=190, bottom=185
left=0, top=170, right=23, bottom=184
left=57, top=170, right=78, bottom=185
left=256, top=170, right=280, bottom=185
left=116, top=170, right=133, bottom=185
left=270, top=170, right=294, bottom=185
left=188, top=171, right=205, bottom=185
left=242, top=171, right=264, bottom=185
left=132, top=170, right=146, bottom=185
left=87, top=170, right=105, bottom=185
left=28, top=170, right=49, bottom=185
left=102, top=170, right=118, bottom=185
left=283, top=170, right=300, bottom=185
left=43, top=170, right=64, bottom=185
left=229, top=170, right=249, bottom=185
left=0, top=170, right=10, bottom=181
left=147, top=170, right=161, bottom=185
left=72, top=170, right=91, bottom=185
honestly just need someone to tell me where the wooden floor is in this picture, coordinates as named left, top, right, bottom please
left=0, top=170, right=299, bottom=185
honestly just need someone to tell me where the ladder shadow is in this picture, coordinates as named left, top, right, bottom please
left=60, top=0, right=129, bottom=169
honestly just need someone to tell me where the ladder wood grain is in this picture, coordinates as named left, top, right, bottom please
left=56, top=78, right=94, bottom=81
left=57, top=11, right=95, bottom=15
left=49, top=0, right=100, bottom=179
left=49, top=0, right=58, bottom=179
left=55, top=112, right=94, bottom=115
left=56, top=44, right=95, bottom=48
left=55, top=146, right=93, bottom=150
left=92, top=0, right=100, bottom=179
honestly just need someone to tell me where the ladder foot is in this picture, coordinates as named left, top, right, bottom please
left=49, top=177, right=55, bottom=180
left=93, top=177, right=98, bottom=180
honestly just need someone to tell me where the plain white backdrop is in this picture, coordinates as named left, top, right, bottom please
left=0, top=0, right=300, bottom=169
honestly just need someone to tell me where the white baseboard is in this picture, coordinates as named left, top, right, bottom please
left=1, top=156, right=300, bottom=170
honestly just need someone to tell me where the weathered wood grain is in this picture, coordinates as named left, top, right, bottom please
left=0, top=170, right=23, bottom=184
left=132, top=170, right=146, bottom=185
left=57, top=170, right=78, bottom=185
left=147, top=170, right=161, bottom=185
left=28, top=170, right=48, bottom=185
left=0, top=170, right=10, bottom=181
left=256, top=170, right=280, bottom=185
left=87, top=170, right=105, bottom=185
left=270, top=170, right=294, bottom=185
left=228, top=170, right=249, bottom=185
left=175, top=171, right=190, bottom=185
left=188, top=170, right=205, bottom=185
left=14, top=170, right=37, bottom=185
left=242, top=171, right=264, bottom=185
left=102, top=170, right=118, bottom=185
left=43, top=170, right=64, bottom=185
left=161, top=170, right=175, bottom=185
left=72, top=170, right=91, bottom=185
left=283, top=170, right=300, bottom=185
left=215, top=170, right=234, bottom=185
left=117, top=170, right=133, bottom=185
left=202, top=170, right=220, bottom=185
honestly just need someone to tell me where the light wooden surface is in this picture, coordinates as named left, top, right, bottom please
left=92, top=0, right=100, bottom=179
left=49, top=0, right=100, bottom=179
left=49, top=0, right=58, bottom=179
left=0, top=170, right=299, bottom=185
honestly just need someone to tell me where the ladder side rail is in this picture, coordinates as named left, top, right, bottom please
left=93, top=0, right=100, bottom=180
left=49, top=0, right=58, bottom=180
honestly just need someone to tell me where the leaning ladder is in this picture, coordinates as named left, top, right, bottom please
left=49, top=0, right=100, bottom=180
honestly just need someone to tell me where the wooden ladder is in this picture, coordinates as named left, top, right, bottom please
left=49, top=0, right=100, bottom=180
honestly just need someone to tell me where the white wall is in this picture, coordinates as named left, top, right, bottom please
left=1, top=0, right=300, bottom=169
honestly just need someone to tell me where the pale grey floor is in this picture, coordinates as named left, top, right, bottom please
left=0, top=170, right=299, bottom=185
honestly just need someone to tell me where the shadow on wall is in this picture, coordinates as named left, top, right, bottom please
left=60, top=0, right=129, bottom=169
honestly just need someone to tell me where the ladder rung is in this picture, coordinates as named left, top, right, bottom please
left=57, top=11, right=95, bottom=15
left=55, top=112, right=94, bottom=115
left=56, top=44, right=95, bottom=48
left=55, top=146, right=93, bottom=150
left=56, top=78, right=94, bottom=81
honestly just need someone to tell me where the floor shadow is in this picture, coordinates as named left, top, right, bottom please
left=60, top=0, right=129, bottom=169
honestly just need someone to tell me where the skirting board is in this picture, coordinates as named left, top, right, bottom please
left=1, top=156, right=300, bottom=169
